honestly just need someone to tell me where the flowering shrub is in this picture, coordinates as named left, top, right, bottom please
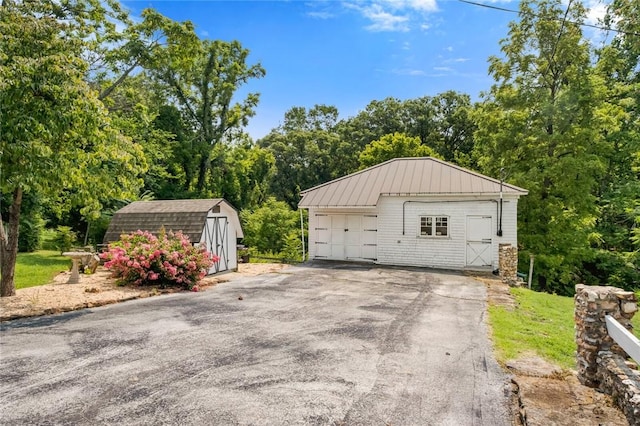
left=101, top=230, right=218, bottom=289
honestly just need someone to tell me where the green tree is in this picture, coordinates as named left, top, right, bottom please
left=337, top=93, right=477, bottom=169
left=241, top=198, right=300, bottom=254
left=0, top=1, right=145, bottom=296
left=151, top=37, right=265, bottom=193
left=416, top=91, right=477, bottom=165
left=359, top=133, right=440, bottom=168
left=152, top=104, right=198, bottom=196
left=259, top=105, right=345, bottom=208
left=336, top=97, right=408, bottom=171
left=473, top=0, right=605, bottom=294
left=585, top=0, right=640, bottom=287
left=208, top=141, right=276, bottom=211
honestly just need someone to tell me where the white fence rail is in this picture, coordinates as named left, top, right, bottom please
left=605, top=315, right=640, bottom=365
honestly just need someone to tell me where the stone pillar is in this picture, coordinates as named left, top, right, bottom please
left=498, top=243, right=518, bottom=285
left=574, top=284, right=638, bottom=387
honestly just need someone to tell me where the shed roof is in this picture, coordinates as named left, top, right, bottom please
left=298, top=157, right=528, bottom=208
left=103, top=199, right=241, bottom=243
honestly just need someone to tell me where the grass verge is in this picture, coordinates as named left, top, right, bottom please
left=489, top=287, right=640, bottom=370
left=13, top=250, right=69, bottom=289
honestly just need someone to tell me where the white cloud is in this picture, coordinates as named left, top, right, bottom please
left=402, top=41, right=411, bottom=50
left=443, top=57, right=470, bottom=63
left=407, top=0, right=438, bottom=12
left=307, top=11, right=334, bottom=19
left=379, top=0, right=438, bottom=12
left=392, top=68, right=427, bottom=76
left=578, top=0, right=612, bottom=45
left=578, top=0, right=607, bottom=25
left=433, top=66, right=452, bottom=71
left=361, top=4, right=410, bottom=32
left=342, top=0, right=439, bottom=32
left=445, top=46, right=453, bottom=52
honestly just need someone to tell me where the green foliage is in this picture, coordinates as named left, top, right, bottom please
left=337, top=92, right=477, bottom=168
left=101, top=75, right=177, bottom=200
left=18, top=213, right=44, bottom=253
left=473, top=0, right=615, bottom=294
left=259, top=105, right=346, bottom=208
left=17, top=192, right=44, bottom=253
left=208, top=142, right=276, bottom=210
left=13, top=251, right=70, bottom=290
left=358, top=132, right=440, bottom=168
left=489, top=288, right=577, bottom=369
left=280, top=231, right=304, bottom=263
left=0, top=0, right=146, bottom=295
left=150, top=33, right=266, bottom=193
left=0, top=0, right=146, bottom=216
left=241, top=198, right=301, bottom=254
left=52, top=227, right=78, bottom=255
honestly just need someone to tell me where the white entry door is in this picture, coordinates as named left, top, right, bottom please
left=315, top=214, right=377, bottom=261
left=466, top=216, right=493, bottom=267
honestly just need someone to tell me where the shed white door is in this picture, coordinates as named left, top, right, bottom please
left=315, top=214, right=377, bottom=261
left=466, top=216, right=493, bottom=267
left=203, top=216, right=229, bottom=274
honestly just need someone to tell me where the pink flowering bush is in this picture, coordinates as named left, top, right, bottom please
left=101, top=230, right=219, bottom=289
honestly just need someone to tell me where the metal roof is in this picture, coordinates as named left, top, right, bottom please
left=298, top=157, right=528, bottom=208
left=103, top=199, right=242, bottom=243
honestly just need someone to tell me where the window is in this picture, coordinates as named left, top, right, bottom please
left=419, top=216, right=448, bottom=237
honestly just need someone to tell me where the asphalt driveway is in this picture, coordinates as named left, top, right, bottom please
left=0, top=262, right=510, bottom=425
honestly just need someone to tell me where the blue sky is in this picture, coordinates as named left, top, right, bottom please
left=121, top=0, right=605, bottom=140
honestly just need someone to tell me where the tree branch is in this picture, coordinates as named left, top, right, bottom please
left=98, top=59, right=139, bottom=101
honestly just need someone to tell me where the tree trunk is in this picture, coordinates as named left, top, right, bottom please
left=0, top=187, right=22, bottom=297
left=196, top=155, right=210, bottom=193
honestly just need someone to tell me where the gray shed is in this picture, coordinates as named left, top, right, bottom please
left=104, top=199, right=243, bottom=274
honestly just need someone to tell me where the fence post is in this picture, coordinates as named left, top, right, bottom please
left=574, top=284, right=638, bottom=387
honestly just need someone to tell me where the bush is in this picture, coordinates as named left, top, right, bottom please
left=242, top=198, right=300, bottom=253
left=17, top=192, right=44, bottom=252
left=53, top=226, right=77, bottom=254
left=18, top=213, right=44, bottom=252
left=100, top=230, right=218, bottom=289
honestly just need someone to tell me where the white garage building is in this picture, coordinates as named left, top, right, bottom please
left=298, top=157, right=528, bottom=271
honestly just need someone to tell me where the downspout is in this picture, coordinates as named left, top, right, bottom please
left=300, top=209, right=306, bottom=261
left=497, top=168, right=504, bottom=237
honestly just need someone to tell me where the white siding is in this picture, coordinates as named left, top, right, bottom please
left=198, top=204, right=241, bottom=272
left=307, top=195, right=519, bottom=270
left=376, top=195, right=518, bottom=270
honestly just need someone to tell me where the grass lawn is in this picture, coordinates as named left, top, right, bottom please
left=489, top=287, right=640, bottom=370
left=13, top=250, right=70, bottom=289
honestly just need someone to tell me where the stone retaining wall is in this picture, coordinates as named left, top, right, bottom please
left=575, top=284, right=639, bottom=425
left=498, top=244, right=518, bottom=286
left=596, top=351, right=640, bottom=424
